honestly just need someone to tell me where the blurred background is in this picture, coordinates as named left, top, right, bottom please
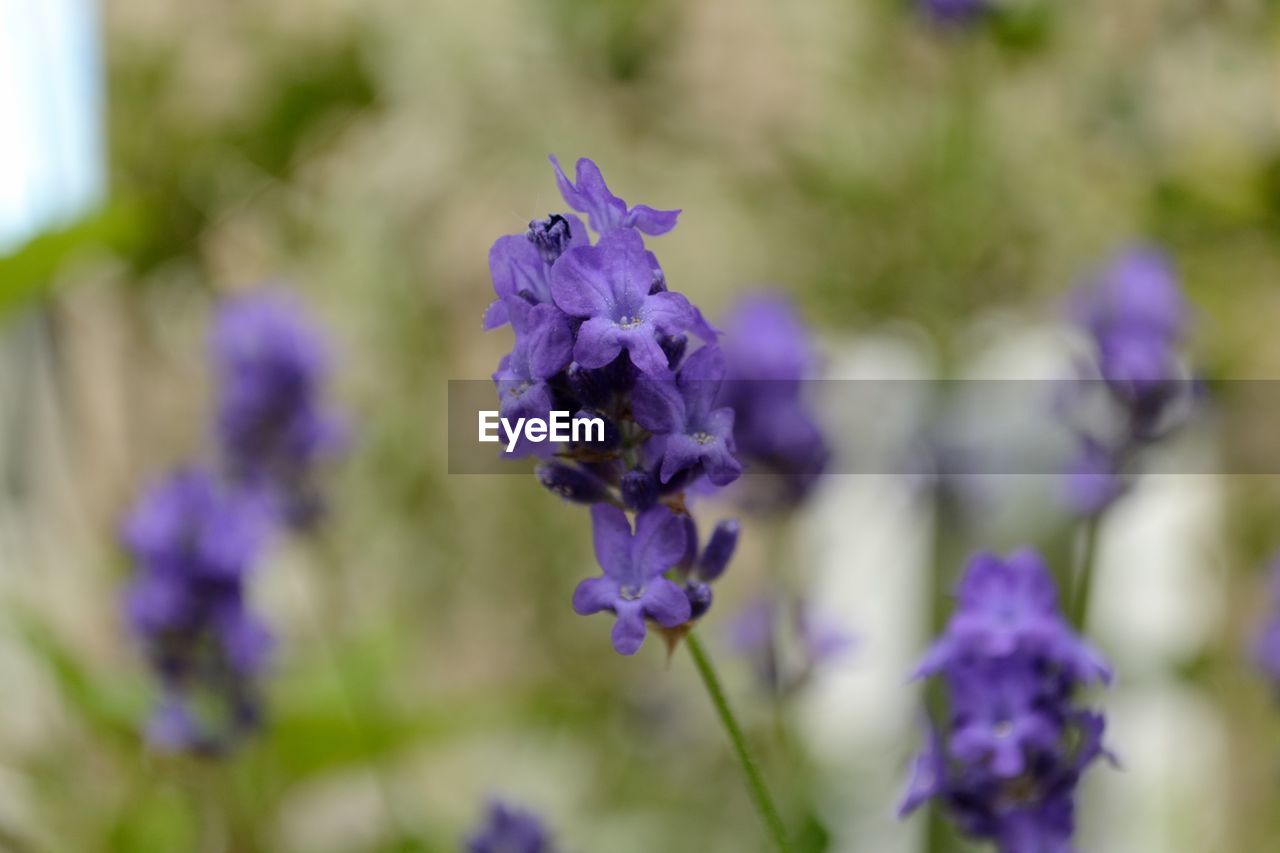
left=2, top=0, right=1279, bottom=850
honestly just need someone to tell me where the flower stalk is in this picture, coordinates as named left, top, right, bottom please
left=686, top=631, right=793, bottom=853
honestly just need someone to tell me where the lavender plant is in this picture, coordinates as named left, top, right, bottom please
left=122, top=289, right=344, bottom=755
left=121, top=468, right=274, bottom=753
left=900, top=549, right=1114, bottom=851
left=1063, top=245, right=1192, bottom=519
left=211, top=291, right=346, bottom=528
left=484, top=156, right=790, bottom=850
left=1061, top=244, right=1194, bottom=628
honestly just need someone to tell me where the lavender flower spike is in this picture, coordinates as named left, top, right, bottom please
left=551, top=229, right=698, bottom=377
left=900, top=549, right=1114, bottom=851
left=122, top=467, right=274, bottom=753
left=572, top=504, right=692, bottom=655
left=212, top=290, right=345, bottom=527
left=550, top=155, right=680, bottom=236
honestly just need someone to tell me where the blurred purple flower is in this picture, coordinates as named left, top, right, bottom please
left=122, top=468, right=274, bottom=753
left=718, top=293, right=829, bottom=508
left=1063, top=244, right=1196, bottom=517
left=212, top=291, right=345, bottom=528
left=550, top=155, right=680, bottom=236
left=466, top=800, right=556, bottom=853
left=572, top=504, right=692, bottom=655
left=900, top=549, right=1113, bottom=851
left=915, top=550, right=1110, bottom=684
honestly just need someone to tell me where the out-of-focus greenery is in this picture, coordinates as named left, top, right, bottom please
left=2, top=1, right=1280, bottom=851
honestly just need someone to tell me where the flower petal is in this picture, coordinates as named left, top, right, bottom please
left=572, top=576, right=618, bottom=615
left=624, top=204, right=681, bottom=236
left=550, top=244, right=614, bottom=317
left=573, top=317, right=623, bottom=369
left=619, top=327, right=671, bottom=378
left=631, top=375, right=685, bottom=434
left=700, top=439, right=742, bottom=487
left=632, top=505, right=687, bottom=578
left=523, top=305, right=573, bottom=380
left=659, top=433, right=704, bottom=484
left=644, top=290, right=696, bottom=336
left=590, top=503, right=633, bottom=581
left=642, top=578, right=692, bottom=627
left=611, top=600, right=648, bottom=655
left=482, top=297, right=509, bottom=330
left=489, top=234, right=547, bottom=304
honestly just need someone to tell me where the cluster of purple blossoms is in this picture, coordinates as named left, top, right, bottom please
left=1064, top=245, right=1193, bottom=516
left=121, top=468, right=274, bottom=754
left=485, top=156, right=742, bottom=655
left=465, top=800, right=556, bottom=853
left=718, top=294, right=830, bottom=510
left=900, top=550, right=1113, bottom=851
left=122, top=290, right=342, bottom=752
left=212, top=292, right=345, bottom=528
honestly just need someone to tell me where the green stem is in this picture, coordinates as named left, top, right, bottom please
left=686, top=632, right=793, bottom=853
left=1068, top=514, right=1102, bottom=632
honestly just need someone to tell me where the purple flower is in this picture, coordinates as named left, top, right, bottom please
left=572, top=504, right=692, bottom=655
left=484, top=213, right=589, bottom=330
left=633, top=345, right=742, bottom=486
left=551, top=229, right=699, bottom=377
left=1061, top=245, right=1195, bottom=517
left=121, top=468, right=274, bottom=753
left=947, top=657, right=1062, bottom=778
left=466, top=800, right=556, bottom=853
left=1074, top=246, right=1188, bottom=347
left=900, top=549, right=1113, bottom=851
left=550, top=155, right=680, bottom=236
left=718, top=294, right=829, bottom=507
left=212, top=291, right=345, bottom=527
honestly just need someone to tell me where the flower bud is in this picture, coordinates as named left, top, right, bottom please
left=684, top=580, right=714, bottom=620
left=535, top=462, right=610, bottom=505
left=697, top=519, right=740, bottom=581
left=620, top=469, right=659, bottom=511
